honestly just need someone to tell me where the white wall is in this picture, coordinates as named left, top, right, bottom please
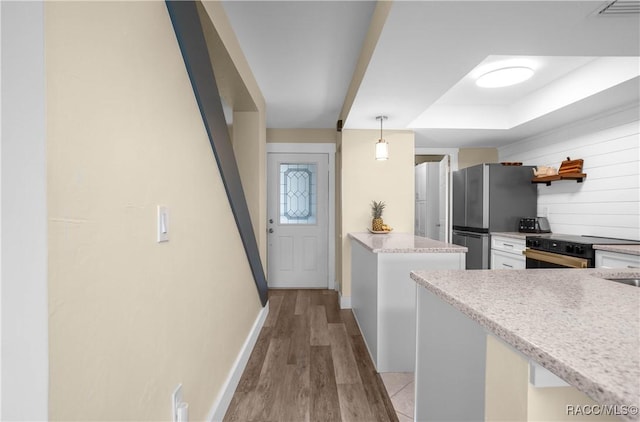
left=0, top=1, right=49, bottom=419
left=499, top=105, right=640, bottom=241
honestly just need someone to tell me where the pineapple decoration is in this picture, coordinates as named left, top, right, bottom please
left=371, top=200, right=386, bottom=231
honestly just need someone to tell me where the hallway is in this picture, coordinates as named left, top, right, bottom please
left=224, top=289, right=398, bottom=421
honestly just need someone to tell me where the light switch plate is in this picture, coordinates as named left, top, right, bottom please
left=158, top=206, right=169, bottom=242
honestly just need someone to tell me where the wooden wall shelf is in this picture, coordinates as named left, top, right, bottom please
left=532, top=157, right=586, bottom=186
left=531, top=173, right=587, bottom=186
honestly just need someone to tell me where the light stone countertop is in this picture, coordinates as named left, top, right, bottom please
left=348, top=232, right=468, bottom=254
left=410, top=268, right=640, bottom=420
left=490, top=232, right=529, bottom=240
left=594, top=244, right=640, bottom=256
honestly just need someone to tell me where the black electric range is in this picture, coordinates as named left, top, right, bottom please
left=525, top=234, right=640, bottom=268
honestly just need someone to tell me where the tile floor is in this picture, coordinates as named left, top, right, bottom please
left=380, top=372, right=415, bottom=421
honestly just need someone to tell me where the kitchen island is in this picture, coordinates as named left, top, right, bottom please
left=410, top=267, right=640, bottom=421
left=348, top=232, right=466, bottom=372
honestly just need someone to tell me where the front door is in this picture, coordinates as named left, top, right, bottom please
left=267, top=153, right=328, bottom=288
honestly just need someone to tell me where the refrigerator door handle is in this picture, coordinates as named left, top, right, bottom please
left=453, top=230, right=487, bottom=239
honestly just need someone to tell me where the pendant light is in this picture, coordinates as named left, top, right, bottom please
left=375, top=115, right=389, bottom=160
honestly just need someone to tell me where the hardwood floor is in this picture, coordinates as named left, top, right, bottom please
left=224, top=289, right=399, bottom=422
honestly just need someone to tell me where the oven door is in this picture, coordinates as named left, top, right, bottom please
left=524, top=249, right=590, bottom=269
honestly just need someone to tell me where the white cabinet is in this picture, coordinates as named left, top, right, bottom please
left=490, top=235, right=526, bottom=269
left=595, top=250, right=640, bottom=269
left=350, top=238, right=466, bottom=373
left=492, top=249, right=525, bottom=270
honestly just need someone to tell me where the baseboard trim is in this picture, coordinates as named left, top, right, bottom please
left=207, top=302, right=269, bottom=422
left=351, top=308, right=377, bottom=371
left=339, top=292, right=351, bottom=309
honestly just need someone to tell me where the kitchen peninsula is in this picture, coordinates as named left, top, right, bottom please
left=348, top=232, right=467, bottom=372
left=410, top=267, right=640, bottom=422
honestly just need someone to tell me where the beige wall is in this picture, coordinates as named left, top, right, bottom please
left=340, top=129, right=415, bottom=297
left=485, top=335, right=529, bottom=421
left=415, top=154, right=445, bottom=165
left=46, top=2, right=262, bottom=420
left=198, top=1, right=268, bottom=267
left=486, top=335, right=618, bottom=422
left=233, top=111, right=267, bottom=265
left=527, top=385, right=618, bottom=422
left=199, top=1, right=264, bottom=113
left=266, top=128, right=336, bottom=143
left=458, top=147, right=499, bottom=169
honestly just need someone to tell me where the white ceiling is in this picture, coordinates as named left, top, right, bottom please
left=221, top=1, right=376, bottom=128
left=221, top=1, right=640, bottom=148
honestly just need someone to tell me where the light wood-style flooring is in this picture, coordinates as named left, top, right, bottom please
left=224, top=289, right=399, bottom=422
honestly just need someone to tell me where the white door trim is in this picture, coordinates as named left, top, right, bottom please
left=1, top=2, right=49, bottom=418
left=415, top=147, right=459, bottom=171
left=415, top=147, right=458, bottom=245
left=266, top=143, right=336, bottom=290
left=267, top=143, right=336, bottom=154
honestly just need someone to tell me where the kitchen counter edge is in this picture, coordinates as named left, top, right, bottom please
left=409, top=267, right=640, bottom=420
left=490, top=232, right=528, bottom=240
left=594, top=244, right=640, bottom=256
left=348, top=232, right=468, bottom=254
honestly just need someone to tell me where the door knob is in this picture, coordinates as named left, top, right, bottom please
left=269, top=219, right=273, bottom=224
left=269, top=228, right=274, bottom=233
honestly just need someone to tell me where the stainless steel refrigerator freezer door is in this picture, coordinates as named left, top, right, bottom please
left=487, top=164, right=538, bottom=232
left=453, top=230, right=489, bottom=270
left=466, top=232, right=489, bottom=269
left=452, top=169, right=466, bottom=228
left=452, top=231, right=467, bottom=248
left=465, top=164, right=489, bottom=230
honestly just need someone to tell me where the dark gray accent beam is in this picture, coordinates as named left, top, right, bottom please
left=165, top=0, right=268, bottom=306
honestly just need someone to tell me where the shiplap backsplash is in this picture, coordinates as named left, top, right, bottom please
left=499, top=105, right=640, bottom=241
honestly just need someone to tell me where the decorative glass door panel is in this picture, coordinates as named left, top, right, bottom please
left=279, top=163, right=317, bottom=225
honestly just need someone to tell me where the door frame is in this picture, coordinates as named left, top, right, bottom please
left=415, top=147, right=459, bottom=244
left=266, top=143, right=336, bottom=290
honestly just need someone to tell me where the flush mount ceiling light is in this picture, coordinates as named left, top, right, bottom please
left=375, top=115, right=389, bottom=160
left=476, top=66, right=534, bottom=88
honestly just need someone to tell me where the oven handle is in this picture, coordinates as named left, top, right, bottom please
left=524, top=249, right=589, bottom=268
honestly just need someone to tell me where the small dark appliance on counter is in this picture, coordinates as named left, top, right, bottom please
left=519, top=217, right=551, bottom=233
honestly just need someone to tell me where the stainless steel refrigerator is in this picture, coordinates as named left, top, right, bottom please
left=452, top=163, right=537, bottom=269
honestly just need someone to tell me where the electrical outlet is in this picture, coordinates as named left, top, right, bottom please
left=172, top=384, right=183, bottom=422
